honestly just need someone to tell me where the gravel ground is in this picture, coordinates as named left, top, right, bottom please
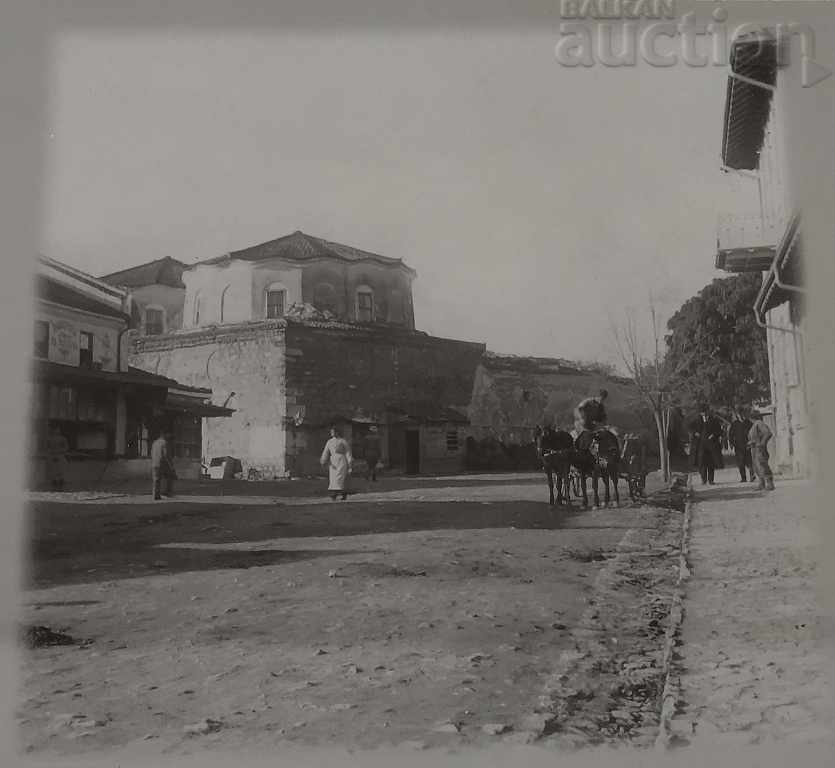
left=668, top=470, right=835, bottom=749
left=19, top=472, right=683, bottom=759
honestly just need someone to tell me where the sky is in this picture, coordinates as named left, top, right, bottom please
left=39, top=4, right=763, bottom=369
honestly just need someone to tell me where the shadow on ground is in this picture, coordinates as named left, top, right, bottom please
left=25, top=491, right=665, bottom=589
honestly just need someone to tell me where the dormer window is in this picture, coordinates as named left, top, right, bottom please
left=266, top=283, right=287, bottom=319
left=356, top=286, right=374, bottom=323
left=144, top=307, right=164, bottom=336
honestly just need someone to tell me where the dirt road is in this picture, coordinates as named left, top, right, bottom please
left=19, top=472, right=683, bottom=758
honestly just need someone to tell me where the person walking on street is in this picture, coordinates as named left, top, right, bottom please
left=320, top=425, right=353, bottom=500
left=363, top=425, right=381, bottom=481
left=748, top=410, right=775, bottom=490
left=729, top=410, right=755, bottom=482
left=690, top=404, right=723, bottom=485
left=151, top=430, right=176, bottom=500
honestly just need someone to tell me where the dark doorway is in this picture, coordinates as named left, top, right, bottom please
left=405, top=429, right=420, bottom=475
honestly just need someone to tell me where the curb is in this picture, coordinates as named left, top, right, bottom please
left=654, top=473, right=694, bottom=751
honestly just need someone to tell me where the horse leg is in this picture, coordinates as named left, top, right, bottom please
left=547, top=466, right=555, bottom=506
left=612, top=467, right=620, bottom=507
left=601, top=467, right=611, bottom=507
left=592, top=471, right=601, bottom=509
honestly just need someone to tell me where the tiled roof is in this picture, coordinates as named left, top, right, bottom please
left=101, top=257, right=187, bottom=289
left=194, top=231, right=416, bottom=275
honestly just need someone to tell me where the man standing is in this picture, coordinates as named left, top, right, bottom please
left=151, top=430, right=175, bottom=500
left=690, top=405, right=723, bottom=485
left=748, top=410, right=775, bottom=491
left=363, top=425, right=382, bottom=481
left=621, top=431, right=648, bottom=500
left=729, top=410, right=755, bottom=482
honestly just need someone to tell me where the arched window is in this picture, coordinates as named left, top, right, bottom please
left=220, top=285, right=231, bottom=323
left=389, top=289, right=405, bottom=324
left=355, top=285, right=375, bottom=323
left=265, top=282, right=287, bottom=319
left=313, top=282, right=338, bottom=315
left=193, top=293, right=202, bottom=326
left=144, top=305, right=165, bottom=336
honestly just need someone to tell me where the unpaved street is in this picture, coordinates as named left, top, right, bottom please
left=20, top=473, right=683, bottom=758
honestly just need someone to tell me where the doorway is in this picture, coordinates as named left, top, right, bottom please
left=405, top=429, right=420, bottom=475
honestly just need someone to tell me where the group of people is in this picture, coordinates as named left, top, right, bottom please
left=570, top=390, right=777, bottom=493
left=689, top=405, right=775, bottom=490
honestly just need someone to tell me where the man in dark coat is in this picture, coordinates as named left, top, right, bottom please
left=729, top=410, right=755, bottom=482
left=362, top=425, right=382, bottom=481
left=690, top=404, right=723, bottom=485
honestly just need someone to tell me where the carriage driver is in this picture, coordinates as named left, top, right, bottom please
left=574, top=389, right=622, bottom=451
left=575, top=389, right=609, bottom=432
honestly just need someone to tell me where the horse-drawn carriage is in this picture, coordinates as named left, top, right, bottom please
left=534, top=424, right=646, bottom=509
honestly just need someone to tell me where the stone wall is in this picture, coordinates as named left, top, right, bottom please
left=284, top=322, right=485, bottom=475
left=468, top=353, right=656, bottom=448
left=130, top=321, right=288, bottom=477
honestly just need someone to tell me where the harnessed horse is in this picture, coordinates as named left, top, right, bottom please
left=534, top=426, right=575, bottom=506
left=573, top=428, right=621, bottom=509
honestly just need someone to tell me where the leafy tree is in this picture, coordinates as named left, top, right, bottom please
left=665, top=274, right=769, bottom=415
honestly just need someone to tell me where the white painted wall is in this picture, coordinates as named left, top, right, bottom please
left=35, top=299, right=125, bottom=371
left=182, top=260, right=303, bottom=327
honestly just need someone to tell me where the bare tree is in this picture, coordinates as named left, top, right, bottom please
left=610, top=297, right=674, bottom=482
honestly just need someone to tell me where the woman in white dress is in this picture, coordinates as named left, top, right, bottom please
left=320, top=425, right=353, bottom=500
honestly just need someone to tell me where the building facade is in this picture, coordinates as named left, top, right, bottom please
left=101, top=256, right=187, bottom=336
left=716, top=30, right=810, bottom=477
left=29, top=256, right=230, bottom=489
left=181, top=230, right=417, bottom=331
left=131, top=316, right=485, bottom=478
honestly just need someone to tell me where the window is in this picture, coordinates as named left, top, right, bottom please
left=446, top=430, right=459, bottom=452
left=49, top=385, right=77, bottom=420
left=34, top=320, right=49, bottom=359
left=79, top=332, right=94, bottom=367
left=144, top=308, right=164, bottom=336
left=356, top=288, right=374, bottom=323
left=193, top=293, right=202, bottom=325
left=266, top=287, right=286, bottom=319
left=174, top=415, right=202, bottom=459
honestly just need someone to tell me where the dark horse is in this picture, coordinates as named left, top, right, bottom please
left=534, top=425, right=575, bottom=506
left=573, top=428, right=621, bottom=509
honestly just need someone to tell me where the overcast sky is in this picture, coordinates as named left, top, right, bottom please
left=39, top=4, right=768, bottom=368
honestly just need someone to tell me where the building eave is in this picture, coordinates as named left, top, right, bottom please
left=753, top=213, right=802, bottom=322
